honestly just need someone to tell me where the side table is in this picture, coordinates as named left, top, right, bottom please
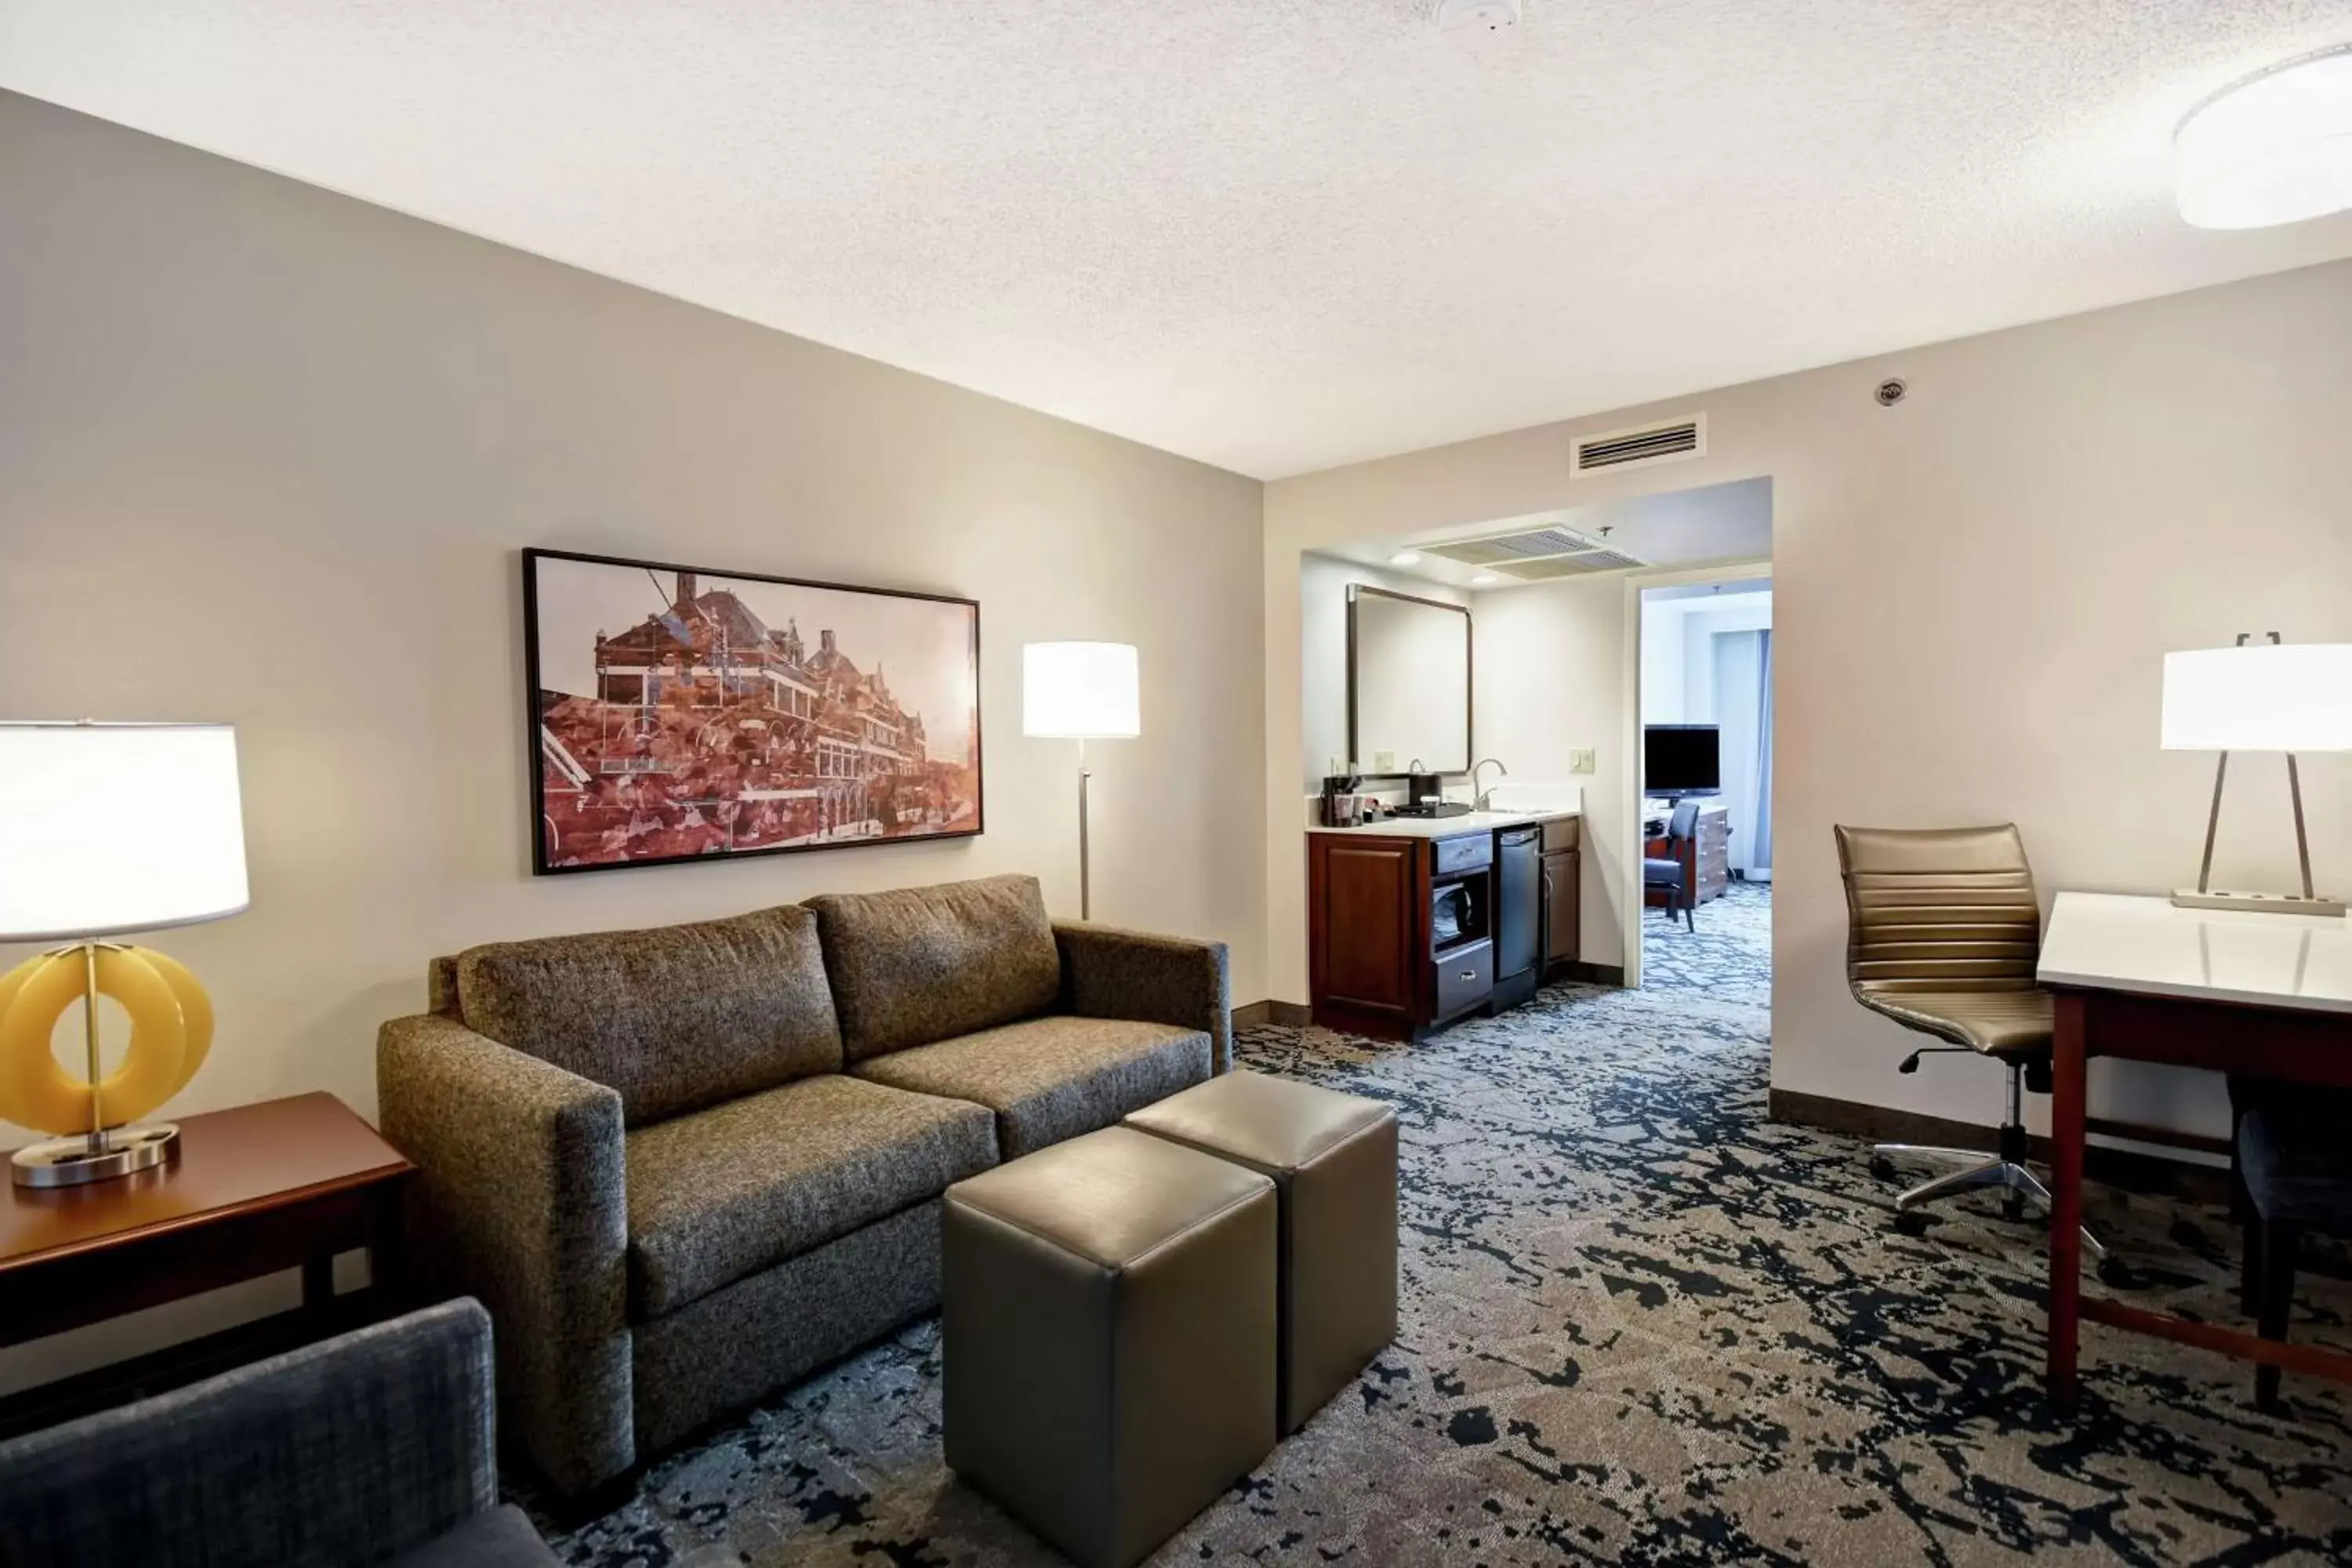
left=0, top=1091, right=414, bottom=1436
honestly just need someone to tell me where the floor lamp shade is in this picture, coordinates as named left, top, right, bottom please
left=1022, top=643, right=1139, bottom=922
left=0, top=721, right=248, bottom=1187
left=1022, top=642, right=1140, bottom=739
left=2158, top=643, right=2352, bottom=917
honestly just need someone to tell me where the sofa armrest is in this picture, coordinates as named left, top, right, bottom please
left=0, top=1299, right=498, bottom=1568
left=377, top=1013, right=633, bottom=1494
left=1054, top=924, right=1233, bottom=1073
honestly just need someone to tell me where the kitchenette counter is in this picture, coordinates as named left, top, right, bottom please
left=1306, top=807, right=1577, bottom=839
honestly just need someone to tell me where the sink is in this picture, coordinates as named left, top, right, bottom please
left=1479, top=781, right=1584, bottom=815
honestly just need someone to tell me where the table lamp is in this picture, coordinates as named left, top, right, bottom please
left=2161, top=635, right=2352, bottom=916
left=1022, top=642, right=1140, bottom=920
left=0, top=721, right=249, bottom=1187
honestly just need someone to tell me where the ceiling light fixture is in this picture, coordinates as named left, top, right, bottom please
left=1471, top=573, right=1501, bottom=586
left=1389, top=550, right=1423, bottom=567
left=2176, top=45, right=2352, bottom=229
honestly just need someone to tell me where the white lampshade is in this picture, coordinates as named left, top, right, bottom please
left=2176, top=47, right=2352, bottom=230
left=0, top=722, right=250, bottom=942
left=1022, top=642, right=1141, bottom=739
left=2161, top=644, right=2352, bottom=753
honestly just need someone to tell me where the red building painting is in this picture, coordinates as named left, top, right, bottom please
left=527, top=553, right=981, bottom=871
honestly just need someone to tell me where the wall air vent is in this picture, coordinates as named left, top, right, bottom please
left=1571, top=415, right=1705, bottom=477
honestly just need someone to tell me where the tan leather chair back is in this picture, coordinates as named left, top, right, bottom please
left=1833, top=824, right=2042, bottom=998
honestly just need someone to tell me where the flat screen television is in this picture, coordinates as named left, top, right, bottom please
left=1645, top=724, right=1721, bottom=797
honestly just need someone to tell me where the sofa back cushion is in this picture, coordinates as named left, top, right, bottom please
left=452, top=904, right=841, bottom=1126
left=807, top=874, right=1062, bottom=1062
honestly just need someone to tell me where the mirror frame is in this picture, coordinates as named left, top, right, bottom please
left=1345, top=583, right=1473, bottom=779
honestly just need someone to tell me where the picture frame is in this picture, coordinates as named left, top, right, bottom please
left=522, top=546, right=983, bottom=874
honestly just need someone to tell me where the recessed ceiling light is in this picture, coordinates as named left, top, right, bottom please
left=1389, top=550, right=1423, bottom=566
left=2176, top=45, right=2352, bottom=230
left=1471, top=572, right=1501, bottom=586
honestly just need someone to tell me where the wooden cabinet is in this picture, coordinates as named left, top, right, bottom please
left=1308, top=836, right=1419, bottom=1031
left=1643, top=802, right=1730, bottom=909
left=1308, top=814, right=1581, bottom=1040
left=1540, top=815, right=1581, bottom=975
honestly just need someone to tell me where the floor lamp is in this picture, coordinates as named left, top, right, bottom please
left=1022, top=642, right=1139, bottom=921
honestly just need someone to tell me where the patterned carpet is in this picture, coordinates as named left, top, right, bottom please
left=551, top=883, right=2352, bottom=1566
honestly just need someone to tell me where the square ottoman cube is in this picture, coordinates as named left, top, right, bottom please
left=942, top=1126, right=1277, bottom=1568
left=1125, top=1071, right=1397, bottom=1434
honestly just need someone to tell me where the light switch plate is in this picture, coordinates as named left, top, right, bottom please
left=1373, top=750, right=1397, bottom=773
left=1569, top=748, right=1596, bottom=774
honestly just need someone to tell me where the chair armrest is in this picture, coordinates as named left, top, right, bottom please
left=377, top=1013, right=633, bottom=1494
left=0, top=1299, right=497, bottom=1568
left=1054, top=924, right=1233, bottom=1073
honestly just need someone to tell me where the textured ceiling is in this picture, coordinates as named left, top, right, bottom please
left=6, top=2, right=2352, bottom=478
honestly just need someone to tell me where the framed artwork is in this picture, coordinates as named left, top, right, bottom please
left=523, top=547, right=982, bottom=874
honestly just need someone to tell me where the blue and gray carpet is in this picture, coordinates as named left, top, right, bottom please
left=554, top=884, right=2352, bottom=1565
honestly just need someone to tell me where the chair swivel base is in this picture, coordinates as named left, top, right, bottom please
left=1870, top=1142, right=2107, bottom=1261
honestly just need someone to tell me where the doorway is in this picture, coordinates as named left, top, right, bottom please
left=1631, top=574, right=1773, bottom=998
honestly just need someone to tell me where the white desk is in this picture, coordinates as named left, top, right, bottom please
left=2036, top=891, right=2352, bottom=1406
left=2040, top=892, right=2352, bottom=1015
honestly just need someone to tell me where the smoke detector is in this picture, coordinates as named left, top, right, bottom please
left=1435, top=0, right=1520, bottom=38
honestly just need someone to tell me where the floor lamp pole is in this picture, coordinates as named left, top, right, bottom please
left=1076, top=737, right=1092, bottom=921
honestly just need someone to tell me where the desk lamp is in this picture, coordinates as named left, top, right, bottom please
left=0, top=721, right=248, bottom=1186
left=1022, top=643, right=1140, bottom=920
left=2161, top=636, right=2352, bottom=916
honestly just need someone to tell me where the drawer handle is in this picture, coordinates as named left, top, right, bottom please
left=1459, top=968, right=1478, bottom=982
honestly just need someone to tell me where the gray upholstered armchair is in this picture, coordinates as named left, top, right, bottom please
left=0, top=1298, right=554, bottom=1567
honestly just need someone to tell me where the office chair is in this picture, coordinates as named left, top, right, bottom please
left=1643, top=800, right=1700, bottom=931
left=1834, top=824, right=2104, bottom=1261
left=2233, top=1083, right=2352, bottom=1410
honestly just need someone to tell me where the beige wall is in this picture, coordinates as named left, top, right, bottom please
left=1466, top=577, right=1637, bottom=972
left=0, top=92, right=1266, bottom=1384
left=1268, top=256, right=2352, bottom=1142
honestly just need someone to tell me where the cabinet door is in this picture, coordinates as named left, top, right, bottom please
left=1543, top=848, right=1580, bottom=965
left=1312, top=838, right=1418, bottom=1016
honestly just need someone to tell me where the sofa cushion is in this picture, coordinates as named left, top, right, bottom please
left=455, top=905, right=840, bottom=1127
left=850, top=1015, right=1211, bottom=1159
left=807, top=874, right=1062, bottom=1062
left=389, top=1505, right=560, bottom=1568
left=625, top=1074, right=997, bottom=1317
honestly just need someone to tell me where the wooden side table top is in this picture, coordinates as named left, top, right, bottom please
left=0, top=1091, right=413, bottom=1274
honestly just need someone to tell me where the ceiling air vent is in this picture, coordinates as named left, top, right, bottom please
left=1425, top=528, right=1589, bottom=566
left=1499, top=547, right=1647, bottom=579
left=1571, top=415, right=1705, bottom=477
left=1422, top=524, right=1648, bottom=579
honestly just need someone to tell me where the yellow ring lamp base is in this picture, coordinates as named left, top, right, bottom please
left=0, top=942, right=214, bottom=1189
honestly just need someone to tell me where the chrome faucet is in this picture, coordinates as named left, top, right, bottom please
left=1470, top=757, right=1508, bottom=811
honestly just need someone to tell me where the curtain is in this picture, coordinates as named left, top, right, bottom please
left=1752, top=629, right=1774, bottom=872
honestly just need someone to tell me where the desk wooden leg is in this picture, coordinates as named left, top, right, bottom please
left=2048, top=992, right=2087, bottom=1409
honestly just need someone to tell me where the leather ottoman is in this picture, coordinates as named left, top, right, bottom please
left=1125, top=1071, right=1397, bottom=1434
left=942, top=1127, right=1276, bottom=1568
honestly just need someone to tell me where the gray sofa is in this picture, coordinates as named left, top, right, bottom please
left=378, top=873, right=1229, bottom=1496
left=0, top=1299, right=554, bottom=1567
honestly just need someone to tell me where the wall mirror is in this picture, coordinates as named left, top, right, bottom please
left=1347, top=585, right=1471, bottom=776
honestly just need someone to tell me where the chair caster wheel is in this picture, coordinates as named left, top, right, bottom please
left=1893, top=1209, right=1929, bottom=1237
left=1869, top=1155, right=1896, bottom=1182
left=2096, top=1255, right=2132, bottom=1289
left=2002, top=1194, right=2027, bottom=1223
